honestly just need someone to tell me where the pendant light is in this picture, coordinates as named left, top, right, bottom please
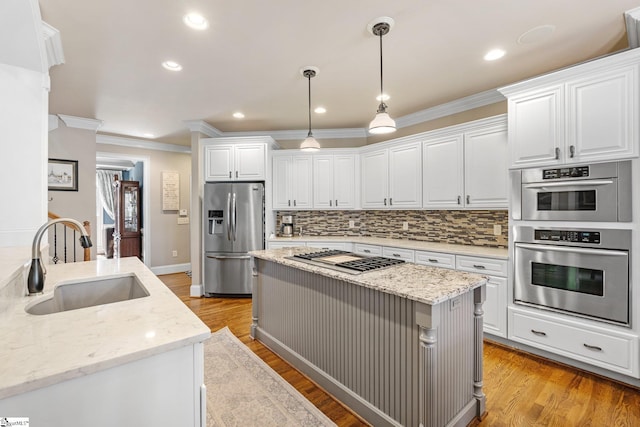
left=368, top=18, right=396, bottom=134
left=300, top=67, right=320, bottom=151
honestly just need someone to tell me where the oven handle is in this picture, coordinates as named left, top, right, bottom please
left=516, top=243, right=628, bottom=257
left=523, top=179, right=613, bottom=189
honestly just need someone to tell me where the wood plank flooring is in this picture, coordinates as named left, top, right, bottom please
left=160, top=272, right=640, bottom=427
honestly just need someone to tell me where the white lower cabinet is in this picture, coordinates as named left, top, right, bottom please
left=456, top=255, right=508, bottom=337
left=382, top=246, right=415, bottom=262
left=509, top=307, right=639, bottom=378
left=267, top=241, right=306, bottom=249
left=353, top=243, right=382, bottom=256
left=305, top=241, right=352, bottom=251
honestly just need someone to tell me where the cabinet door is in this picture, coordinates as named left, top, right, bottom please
left=508, top=86, right=563, bottom=167
left=272, top=156, right=292, bottom=209
left=361, top=149, right=389, bottom=208
left=388, top=142, right=422, bottom=208
left=483, top=276, right=507, bottom=337
left=567, top=65, right=639, bottom=162
left=291, top=156, right=313, bottom=209
left=333, top=155, right=355, bottom=209
left=235, top=144, right=265, bottom=180
left=422, top=135, right=464, bottom=209
left=313, top=155, right=334, bottom=209
left=464, top=125, right=508, bottom=208
left=205, top=145, right=234, bottom=181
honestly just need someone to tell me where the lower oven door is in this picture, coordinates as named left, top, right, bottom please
left=514, top=243, right=629, bottom=325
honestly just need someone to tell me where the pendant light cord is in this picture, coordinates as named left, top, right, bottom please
left=379, top=32, right=384, bottom=105
left=307, top=74, right=313, bottom=137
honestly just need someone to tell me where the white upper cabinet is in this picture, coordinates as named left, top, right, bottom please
left=423, top=117, right=508, bottom=209
left=361, top=142, right=421, bottom=209
left=500, top=49, right=640, bottom=168
left=313, top=154, right=355, bottom=209
left=204, top=143, right=266, bottom=181
left=272, top=154, right=313, bottom=209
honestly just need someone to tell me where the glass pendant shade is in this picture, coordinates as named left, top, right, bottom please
left=300, top=133, right=320, bottom=151
left=369, top=111, right=396, bottom=134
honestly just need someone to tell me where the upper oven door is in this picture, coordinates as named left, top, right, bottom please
left=514, top=242, right=629, bottom=324
left=521, top=178, right=618, bottom=221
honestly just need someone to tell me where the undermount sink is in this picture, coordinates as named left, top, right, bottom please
left=25, top=274, right=149, bottom=315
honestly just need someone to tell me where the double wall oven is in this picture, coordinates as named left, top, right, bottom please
left=511, top=160, right=633, bottom=326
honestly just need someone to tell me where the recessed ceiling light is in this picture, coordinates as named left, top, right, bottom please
left=233, top=112, right=245, bottom=119
left=183, top=13, right=208, bottom=30
left=518, top=25, right=555, bottom=44
left=143, top=133, right=154, bottom=138
left=484, top=49, right=506, bottom=61
left=162, top=60, right=182, bottom=71
left=314, top=107, right=326, bottom=114
left=376, top=93, right=390, bottom=102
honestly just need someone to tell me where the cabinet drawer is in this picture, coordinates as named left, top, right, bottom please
left=305, top=241, right=351, bottom=251
left=353, top=243, right=382, bottom=256
left=382, top=247, right=415, bottom=262
left=414, top=250, right=455, bottom=270
left=456, top=255, right=507, bottom=277
left=511, top=309, right=635, bottom=374
left=267, top=241, right=306, bottom=249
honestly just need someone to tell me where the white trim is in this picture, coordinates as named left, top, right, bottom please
left=97, top=134, right=191, bottom=153
left=625, top=7, right=640, bottom=49
left=222, top=127, right=367, bottom=140
left=42, top=21, right=64, bottom=69
left=183, top=120, right=223, bottom=137
left=395, top=89, right=505, bottom=129
left=150, top=262, right=192, bottom=276
left=48, top=114, right=59, bottom=131
left=190, top=283, right=204, bottom=297
left=96, top=151, right=151, bottom=268
left=58, top=114, right=103, bottom=131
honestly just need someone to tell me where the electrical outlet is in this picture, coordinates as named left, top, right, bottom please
left=172, top=250, right=178, bottom=257
left=348, top=220, right=355, bottom=228
left=177, top=217, right=189, bottom=225
left=402, top=221, right=409, bottom=231
left=493, top=224, right=502, bottom=236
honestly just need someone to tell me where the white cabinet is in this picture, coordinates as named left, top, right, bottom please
left=353, top=243, right=382, bottom=256
left=382, top=246, right=415, bottom=262
left=422, top=119, right=508, bottom=209
left=313, top=154, right=355, bottom=209
left=500, top=50, right=640, bottom=167
left=361, top=142, right=422, bottom=209
left=305, top=241, right=352, bottom=251
left=205, top=144, right=265, bottom=181
left=272, top=154, right=313, bottom=209
left=414, top=250, right=456, bottom=270
left=267, top=240, right=306, bottom=249
left=456, top=255, right=508, bottom=337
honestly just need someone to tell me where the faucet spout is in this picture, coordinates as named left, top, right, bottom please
left=27, top=218, right=93, bottom=295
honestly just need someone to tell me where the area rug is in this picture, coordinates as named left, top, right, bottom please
left=204, top=327, right=337, bottom=426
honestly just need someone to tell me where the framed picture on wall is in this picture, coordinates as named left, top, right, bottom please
left=48, top=158, right=78, bottom=191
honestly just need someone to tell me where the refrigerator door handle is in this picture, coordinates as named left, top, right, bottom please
left=232, top=192, right=237, bottom=241
left=226, top=192, right=232, bottom=240
left=206, top=255, right=251, bottom=260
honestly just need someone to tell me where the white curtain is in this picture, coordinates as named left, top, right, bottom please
left=96, top=170, right=120, bottom=220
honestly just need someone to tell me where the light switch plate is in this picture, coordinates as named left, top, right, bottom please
left=178, top=217, right=189, bottom=225
left=179, top=209, right=188, bottom=217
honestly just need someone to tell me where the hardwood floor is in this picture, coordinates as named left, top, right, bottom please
left=160, top=272, right=640, bottom=427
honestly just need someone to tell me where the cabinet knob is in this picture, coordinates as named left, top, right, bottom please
left=569, top=145, right=575, bottom=158
left=554, top=147, right=560, bottom=160
left=229, top=171, right=232, bottom=178
left=335, top=199, right=338, bottom=206
left=389, top=198, right=393, bottom=206
left=329, top=200, right=332, bottom=206
left=466, top=195, right=470, bottom=204
left=293, top=200, right=297, bottom=207
left=384, top=198, right=387, bottom=206
left=235, top=171, right=238, bottom=178
left=457, top=196, right=461, bottom=205
left=288, top=200, right=291, bottom=207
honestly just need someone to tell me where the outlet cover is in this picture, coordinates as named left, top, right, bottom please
left=402, top=221, right=409, bottom=231
left=172, top=250, right=178, bottom=257
left=348, top=220, right=355, bottom=228
left=177, top=217, right=189, bottom=225
left=493, top=224, right=502, bottom=236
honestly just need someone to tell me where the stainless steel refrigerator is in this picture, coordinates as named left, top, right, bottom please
left=203, top=182, right=264, bottom=296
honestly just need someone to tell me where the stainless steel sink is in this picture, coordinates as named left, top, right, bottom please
left=25, top=274, right=149, bottom=315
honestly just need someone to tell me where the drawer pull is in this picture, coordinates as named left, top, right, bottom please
left=428, top=258, right=439, bottom=263
left=363, top=249, right=371, bottom=253
left=531, top=329, right=547, bottom=337
left=583, top=343, right=603, bottom=352
left=392, top=253, right=401, bottom=257
left=473, top=264, right=486, bottom=269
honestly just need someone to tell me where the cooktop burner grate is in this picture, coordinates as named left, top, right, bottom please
left=293, top=249, right=350, bottom=260
left=336, top=257, right=405, bottom=272
left=291, top=249, right=405, bottom=273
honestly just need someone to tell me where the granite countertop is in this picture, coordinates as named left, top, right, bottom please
left=0, top=257, right=211, bottom=400
left=268, top=235, right=508, bottom=259
left=250, top=247, right=487, bottom=306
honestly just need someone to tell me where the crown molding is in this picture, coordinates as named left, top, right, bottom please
left=222, top=128, right=367, bottom=140
left=625, top=7, right=640, bottom=48
left=395, top=89, right=505, bottom=129
left=183, top=120, right=223, bottom=137
left=42, top=21, right=65, bottom=69
left=97, top=134, right=191, bottom=154
left=57, top=114, right=103, bottom=131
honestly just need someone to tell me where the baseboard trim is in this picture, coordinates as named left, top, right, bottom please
left=151, top=263, right=191, bottom=276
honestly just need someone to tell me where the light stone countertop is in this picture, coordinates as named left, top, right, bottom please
left=268, top=236, right=508, bottom=259
left=0, top=257, right=211, bottom=400
left=251, top=247, right=487, bottom=306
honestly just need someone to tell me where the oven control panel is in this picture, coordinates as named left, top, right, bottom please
left=542, top=166, right=589, bottom=180
left=534, top=229, right=600, bottom=244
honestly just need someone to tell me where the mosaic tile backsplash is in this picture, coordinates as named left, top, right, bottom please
left=276, top=210, right=508, bottom=248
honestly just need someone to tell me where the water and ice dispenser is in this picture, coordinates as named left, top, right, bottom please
left=208, top=210, right=224, bottom=235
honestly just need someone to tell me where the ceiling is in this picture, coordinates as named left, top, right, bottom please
left=39, top=0, right=638, bottom=146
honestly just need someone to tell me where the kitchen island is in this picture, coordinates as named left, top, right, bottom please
left=250, top=247, right=488, bottom=427
left=0, top=256, right=210, bottom=427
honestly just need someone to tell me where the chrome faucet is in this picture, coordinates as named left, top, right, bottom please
left=27, top=218, right=92, bottom=295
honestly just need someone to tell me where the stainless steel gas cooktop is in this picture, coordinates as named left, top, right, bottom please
left=288, top=250, right=404, bottom=275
